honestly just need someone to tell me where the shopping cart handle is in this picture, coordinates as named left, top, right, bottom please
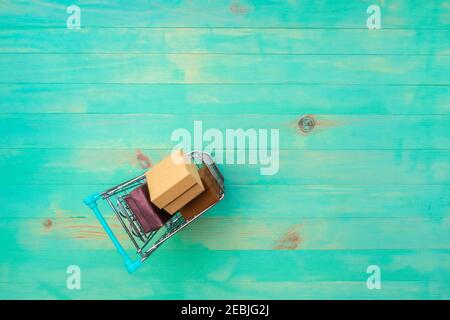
left=84, top=193, right=142, bottom=273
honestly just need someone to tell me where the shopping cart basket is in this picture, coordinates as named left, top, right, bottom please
left=83, top=151, right=224, bottom=273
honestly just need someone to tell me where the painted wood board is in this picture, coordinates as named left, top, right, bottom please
left=1, top=54, right=449, bottom=84
left=0, top=114, right=449, bottom=149
left=1, top=84, right=449, bottom=115
left=1, top=29, right=449, bottom=55
left=2, top=216, right=449, bottom=251
left=1, top=0, right=448, bottom=29
left=1, top=149, right=449, bottom=185
left=2, top=184, right=449, bottom=218
left=0, top=0, right=449, bottom=300
left=1, top=250, right=449, bottom=299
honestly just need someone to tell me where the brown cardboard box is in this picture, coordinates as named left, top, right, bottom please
left=180, top=166, right=222, bottom=220
left=124, top=183, right=171, bottom=233
left=146, top=150, right=204, bottom=214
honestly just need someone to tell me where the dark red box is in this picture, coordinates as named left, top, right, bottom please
left=125, top=183, right=171, bottom=233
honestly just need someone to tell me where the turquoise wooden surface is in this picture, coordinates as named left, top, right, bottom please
left=0, top=0, right=449, bottom=299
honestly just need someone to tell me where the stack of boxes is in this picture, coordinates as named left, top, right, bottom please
left=124, top=149, right=222, bottom=233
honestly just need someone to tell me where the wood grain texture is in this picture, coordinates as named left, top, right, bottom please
left=1, top=54, right=449, bottom=84
left=2, top=185, right=449, bottom=218
left=0, top=0, right=448, bottom=28
left=1, top=249, right=449, bottom=299
left=1, top=29, right=449, bottom=54
left=0, top=149, right=449, bottom=185
left=0, top=0, right=449, bottom=299
left=1, top=84, right=449, bottom=115
left=2, top=216, right=449, bottom=251
left=0, top=114, right=449, bottom=149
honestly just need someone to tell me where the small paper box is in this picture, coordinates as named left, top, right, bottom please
left=180, top=166, right=222, bottom=220
left=124, top=183, right=171, bottom=233
left=146, top=150, right=204, bottom=214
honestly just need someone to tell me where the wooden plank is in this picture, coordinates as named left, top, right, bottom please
left=2, top=184, right=448, bottom=219
left=0, top=149, right=449, bottom=185
left=1, top=28, right=449, bottom=55
left=0, top=0, right=448, bottom=301
left=0, top=0, right=448, bottom=29
left=1, top=249, right=449, bottom=284
left=1, top=84, right=449, bottom=115
left=0, top=279, right=446, bottom=300
left=0, top=114, right=449, bottom=149
left=1, top=216, right=448, bottom=251
left=1, top=53, right=449, bottom=84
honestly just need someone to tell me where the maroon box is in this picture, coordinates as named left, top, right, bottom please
left=124, top=183, right=171, bottom=233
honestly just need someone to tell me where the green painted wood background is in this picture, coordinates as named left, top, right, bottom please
left=0, top=0, right=449, bottom=299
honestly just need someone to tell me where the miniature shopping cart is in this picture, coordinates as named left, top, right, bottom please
left=83, top=151, right=224, bottom=273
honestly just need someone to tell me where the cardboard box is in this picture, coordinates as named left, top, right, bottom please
left=146, top=150, right=204, bottom=214
left=180, top=166, right=222, bottom=220
left=124, top=183, right=171, bottom=233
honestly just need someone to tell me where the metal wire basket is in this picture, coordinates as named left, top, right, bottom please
left=83, top=151, right=225, bottom=273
